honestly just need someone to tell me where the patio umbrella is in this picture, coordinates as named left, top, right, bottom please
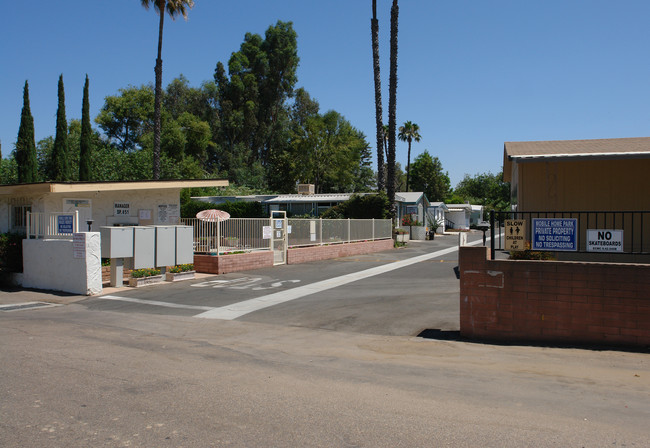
left=196, top=209, right=230, bottom=222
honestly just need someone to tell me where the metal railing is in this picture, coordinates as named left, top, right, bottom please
left=181, top=218, right=271, bottom=254
left=490, top=210, right=649, bottom=258
left=181, top=217, right=392, bottom=253
left=26, top=211, right=79, bottom=239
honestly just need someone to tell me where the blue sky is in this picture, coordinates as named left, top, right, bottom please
left=2, top=1, right=649, bottom=187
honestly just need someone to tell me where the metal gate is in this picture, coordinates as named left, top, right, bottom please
left=270, top=211, right=288, bottom=265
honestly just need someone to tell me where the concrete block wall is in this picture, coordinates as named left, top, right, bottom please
left=287, top=239, right=393, bottom=264
left=459, top=246, right=650, bottom=347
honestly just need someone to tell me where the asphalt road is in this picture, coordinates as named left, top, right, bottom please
left=1, top=233, right=649, bottom=447
left=82, top=234, right=470, bottom=336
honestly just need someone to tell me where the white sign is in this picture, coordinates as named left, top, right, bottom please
left=114, top=202, right=131, bottom=216
left=73, top=233, right=86, bottom=259
left=262, top=226, right=272, bottom=239
left=587, top=229, right=623, bottom=252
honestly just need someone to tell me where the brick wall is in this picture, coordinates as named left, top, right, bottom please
left=287, top=239, right=394, bottom=264
left=194, top=251, right=274, bottom=275
left=194, top=239, right=394, bottom=275
left=459, top=246, right=650, bottom=347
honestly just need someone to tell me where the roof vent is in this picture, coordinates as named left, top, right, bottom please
left=297, top=184, right=315, bottom=195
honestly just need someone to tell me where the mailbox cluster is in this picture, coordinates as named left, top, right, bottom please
left=100, top=226, right=194, bottom=287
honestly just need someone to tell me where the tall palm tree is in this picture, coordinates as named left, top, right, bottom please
left=398, top=121, right=421, bottom=192
left=387, top=0, right=399, bottom=218
left=382, top=123, right=389, bottom=161
left=140, top=0, right=194, bottom=180
left=371, top=0, right=385, bottom=192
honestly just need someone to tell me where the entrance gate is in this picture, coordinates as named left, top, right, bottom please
left=270, top=211, right=288, bottom=265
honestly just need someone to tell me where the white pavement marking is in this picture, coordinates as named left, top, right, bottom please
left=97, top=295, right=214, bottom=311
left=195, top=237, right=488, bottom=320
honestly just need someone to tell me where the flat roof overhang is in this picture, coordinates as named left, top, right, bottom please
left=0, top=179, right=229, bottom=196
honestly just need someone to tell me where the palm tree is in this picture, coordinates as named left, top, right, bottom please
left=387, top=0, right=399, bottom=218
left=140, top=0, right=194, bottom=180
left=371, top=0, right=385, bottom=192
left=382, top=123, right=389, bottom=161
left=398, top=121, right=421, bottom=192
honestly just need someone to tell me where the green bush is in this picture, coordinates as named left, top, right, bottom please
left=321, top=193, right=389, bottom=219
left=181, top=199, right=265, bottom=219
left=130, top=268, right=161, bottom=278
left=169, top=264, right=194, bottom=273
left=0, top=233, right=24, bottom=273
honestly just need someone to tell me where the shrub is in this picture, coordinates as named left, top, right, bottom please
left=321, top=193, right=389, bottom=219
left=0, top=233, right=24, bottom=273
left=401, top=214, right=422, bottom=226
left=130, top=268, right=161, bottom=278
left=169, top=264, right=194, bottom=273
left=509, top=242, right=555, bottom=260
left=182, top=200, right=265, bottom=219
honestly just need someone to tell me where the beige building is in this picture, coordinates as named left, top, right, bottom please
left=503, top=137, right=650, bottom=211
left=0, top=179, right=228, bottom=234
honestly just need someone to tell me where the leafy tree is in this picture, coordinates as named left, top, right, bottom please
left=15, top=81, right=38, bottom=183
left=49, top=74, right=69, bottom=181
left=398, top=121, right=421, bottom=191
left=79, top=75, right=92, bottom=181
left=371, top=0, right=385, bottom=192
left=95, top=85, right=154, bottom=152
left=452, top=171, right=510, bottom=211
left=140, top=0, right=195, bottom=180
left=409, top=150, right=450, bottom=201
left=321, top=192, right=390, bottom=219
left=387, top=0, right=399, bottom=218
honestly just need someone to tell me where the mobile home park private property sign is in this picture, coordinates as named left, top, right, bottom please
left=532, top=218, right=577, bottom=251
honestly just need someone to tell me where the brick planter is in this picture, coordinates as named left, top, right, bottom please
left=194, top=252, right=274, bottom=275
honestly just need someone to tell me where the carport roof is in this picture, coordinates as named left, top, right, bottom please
left=0, top=179, right=229, bottom=195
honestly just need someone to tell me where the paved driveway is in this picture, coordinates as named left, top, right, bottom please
left=81, top=233, right=477, bottom=336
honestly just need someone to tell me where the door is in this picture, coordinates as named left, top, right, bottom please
left=270, top=211, right=287, bottom=265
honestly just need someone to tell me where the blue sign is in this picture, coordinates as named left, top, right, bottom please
left=57, top=214, right=74, bottom=234
left=532, top=218, right=577, bottom=251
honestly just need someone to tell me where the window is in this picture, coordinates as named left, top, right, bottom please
left=11, top=205, right=31, bottom=231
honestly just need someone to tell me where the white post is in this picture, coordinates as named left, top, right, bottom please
left=348, top=218, right=351, bottom=243
left=319, top=218, right=323, bottom=246
left=217, top=220, right=221, bottom=254
left=372, top=218, right=375, bottom=241
left=26, top=211, right=31, bottom=239
left=74, top=210, right=79, bottom=233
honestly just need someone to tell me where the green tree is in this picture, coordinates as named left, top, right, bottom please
left=371, top=0, right=385, bottom=193
left=398, top=121, right=421, bottom=192
left=387, top=0, right=399, bottom=218
left=409, top=150, right=450, bottom=201
left=79, top=75, right=92, bottom=181
left=15, top=80, right=38, bottom=183
left=95, top=85, right=155, bottom=152
left=140, top=0, right=195, bottom=180
left=49, top=74, right=69, bottom=181
left=452, top=171, right=510, bottom=211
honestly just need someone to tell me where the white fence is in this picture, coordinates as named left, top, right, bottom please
left=181, top=218, right=392, bottom=254
left=26, top=211, right=79, bottom=239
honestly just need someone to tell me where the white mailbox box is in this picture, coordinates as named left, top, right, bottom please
left=133, top=226, right=155, bottom=269
left=154, top=226, right=176, bottom=267
left=175, top=226, right=194, bottom=265
left=100, top=227, right=134, bottom=259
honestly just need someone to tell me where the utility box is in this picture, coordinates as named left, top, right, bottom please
left=175, top=226, right=194, bottom=265
left=133, top=226, right=155, bottom=269
left=154, top=226, right=176, bottom=267
left=100, top=226, right=134, bottom=259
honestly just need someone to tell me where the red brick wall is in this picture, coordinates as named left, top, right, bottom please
left=287, top=239, right=394, bottom=264
left=194, top=251, right=274, bottom=275
left=459, top=246, right=650, bottom=347
left=194, top=239, right=394, bottom=275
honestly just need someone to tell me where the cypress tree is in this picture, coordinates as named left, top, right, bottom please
left=50, top=74, right=69, bottom=181
left=15, top=80, right=38, bottom=183
left=79, top=74, right=92, bottom=181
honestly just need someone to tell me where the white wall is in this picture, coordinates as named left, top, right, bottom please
left=22, top=232, right=102, bottom=295
left=42, top=190, right=181, bottom=231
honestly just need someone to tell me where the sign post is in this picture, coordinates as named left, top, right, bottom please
left=505, top=219, right=526, bottom=251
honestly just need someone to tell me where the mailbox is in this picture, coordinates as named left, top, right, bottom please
left=133, top=226, right=155, bottom=269
left=154, top=226, right=176, bottom=267
left=100, top=226, right=134, bottom=259
left=175, top=226, right=194, bottom=265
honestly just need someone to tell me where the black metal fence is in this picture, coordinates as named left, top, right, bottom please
left=490, top=210, right=649, bottom=259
